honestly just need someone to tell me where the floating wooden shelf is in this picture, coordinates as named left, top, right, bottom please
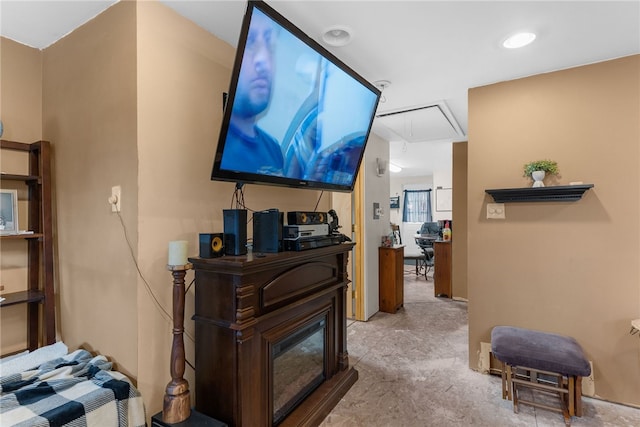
left=485, top=184, right=594, bottom=203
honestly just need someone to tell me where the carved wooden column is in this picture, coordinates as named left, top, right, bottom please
left=162, top=263, right=192, bottom=424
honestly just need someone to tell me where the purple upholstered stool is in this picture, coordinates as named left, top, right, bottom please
left=491, top=326, right=591, bottom=426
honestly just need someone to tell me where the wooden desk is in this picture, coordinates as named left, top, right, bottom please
left=433, top=241, right=452, bottom=298
left=379, top=245, right=404, bottom=313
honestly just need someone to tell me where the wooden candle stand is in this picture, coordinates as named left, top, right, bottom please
left=162, top=263, right=192, bottom=424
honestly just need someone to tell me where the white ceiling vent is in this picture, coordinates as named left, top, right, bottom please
left=373, top=101, right=465, bottom=143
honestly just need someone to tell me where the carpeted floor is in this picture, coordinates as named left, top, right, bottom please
left=320, top=271, right=640, bottom=426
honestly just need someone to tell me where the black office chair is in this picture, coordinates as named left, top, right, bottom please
left=418, top=221, right=441, bottom=237
left=414, top=236, right=434, bottom=275
left=415, top=222, right=439, bottom=277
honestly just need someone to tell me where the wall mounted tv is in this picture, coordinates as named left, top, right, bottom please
left=211, top=0, right=381, bottom=193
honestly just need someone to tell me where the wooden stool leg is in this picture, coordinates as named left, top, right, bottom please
left=508, top=365, right=518, bottom=412
left=568, top=376, right=575, bottom=417
left=575, top=376, right=583, bottom=417
left=500, top=361, right=507, bottom=399
left=506, top=364, right=513, bottom=401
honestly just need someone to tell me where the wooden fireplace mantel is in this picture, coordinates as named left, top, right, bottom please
left=189, top=243, right=357, bottom=427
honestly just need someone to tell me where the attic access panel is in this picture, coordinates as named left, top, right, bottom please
left=375, top=102, right=464, bottom=143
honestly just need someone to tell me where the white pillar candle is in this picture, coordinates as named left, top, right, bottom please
left=168, top=240, right=188, bottom=266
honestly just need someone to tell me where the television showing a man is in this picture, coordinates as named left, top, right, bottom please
left=213, top=1, right=380, bottom=190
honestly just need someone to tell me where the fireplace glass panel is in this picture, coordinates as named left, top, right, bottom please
left=272, top=318, right=326, bottom=424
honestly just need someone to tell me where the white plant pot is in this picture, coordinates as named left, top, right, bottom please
left=531, top=170, right=545, bottom=187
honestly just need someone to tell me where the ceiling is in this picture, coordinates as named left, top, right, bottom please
left=2, top=1, right=639, bottom=177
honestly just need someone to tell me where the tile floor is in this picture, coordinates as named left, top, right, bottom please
left=320, top=270, right=640, bottom=426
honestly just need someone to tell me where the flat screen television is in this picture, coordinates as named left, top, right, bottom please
left=211, top=0, right=381, bottom=192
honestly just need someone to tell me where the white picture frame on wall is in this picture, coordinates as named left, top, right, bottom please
left=436, top=187, right=452, bottom=212
left=0, top=189, right=18, bottom=235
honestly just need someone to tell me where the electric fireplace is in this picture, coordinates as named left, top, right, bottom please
left=272, top=317, right=325, bottom=424
left=190, top=244, right=357, bottom=426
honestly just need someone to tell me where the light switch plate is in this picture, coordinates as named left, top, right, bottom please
left=487, top=203, right=505, bottom=219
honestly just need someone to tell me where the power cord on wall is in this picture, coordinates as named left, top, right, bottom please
left=229, top=184, right=258, bottom=236
left=313, top=190, right=324, bottom=212
left=114, top=209, right=195, bottom=371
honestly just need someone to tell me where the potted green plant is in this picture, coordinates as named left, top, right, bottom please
left=523, top=159, right=559, bottom=187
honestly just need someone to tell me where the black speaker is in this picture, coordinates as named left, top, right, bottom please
left=199, top=233, right=224, bottom=258
left=253, top=209, right=283, bottom=253
left=223, top=209, right=247, bottom=255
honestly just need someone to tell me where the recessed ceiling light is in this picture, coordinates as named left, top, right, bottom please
left=373, top=80, right=391, bottom=91
left=322, top=26, right=353, bottom=47
left=373, top=80, right=391, bottom=103
left=503, top=32, right=536, bottom=49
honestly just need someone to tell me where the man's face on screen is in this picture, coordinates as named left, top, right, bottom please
left=235, top=11, right=276, bottom=119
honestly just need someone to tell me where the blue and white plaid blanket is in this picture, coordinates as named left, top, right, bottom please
left=0, top=349, right=145, bottom=427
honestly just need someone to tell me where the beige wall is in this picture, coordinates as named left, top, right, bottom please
left=468, top=55, right=640, bottom=406
left=0, top=38, right=42, bottom=143
left=42, top=0, right=139, bottom=379
left=0, top=38, right=43, bottom=354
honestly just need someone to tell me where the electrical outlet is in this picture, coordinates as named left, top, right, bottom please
left=487, top=203, right=505, bottom=219
left=109, top=185, right=121, bottom=213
